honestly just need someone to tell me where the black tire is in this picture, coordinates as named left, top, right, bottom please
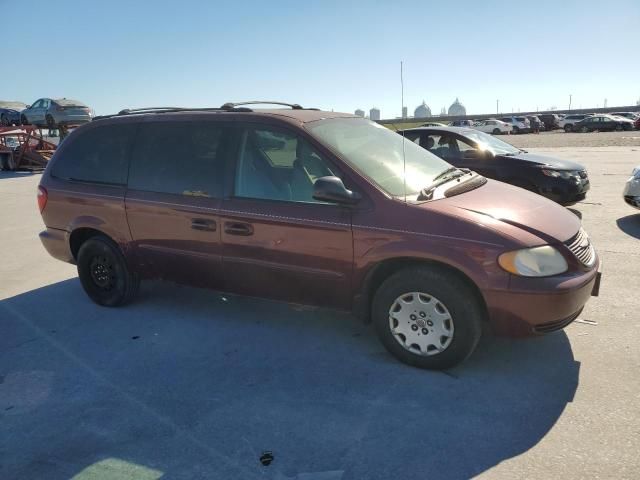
left=20, top=115, right=29, bottom=125
left=77, top=235, right=139, bottom=306
left=492, top=128, right=501, bottom=135
left=512, top=126, right=520, bottom=134
left=580, top=126, right=589, bottom=133
left=46, top=115, right=56, bottom=129
left=372, top=266, right=483, bottom=370
left=564, top=124, right=573, bottom=132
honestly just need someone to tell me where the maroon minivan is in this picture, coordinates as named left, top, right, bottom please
left=38, top=103, right=601, bottom=369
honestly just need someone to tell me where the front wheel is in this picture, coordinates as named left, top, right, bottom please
left=615, top=124, right=623, bottom=131
left=564, top=124, right=573, bottom=132
left=492, top=128, right=501, bottom=135
left=77, top=235, right=139, bottom=306
left=372, top=267, right=483, bottom=370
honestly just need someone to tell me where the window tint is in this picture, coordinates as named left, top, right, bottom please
left=52, top=124, right=134, bottom=185
left=129, top=121, right=224, bottom=197
left=234, top=127, right=337, bottom=203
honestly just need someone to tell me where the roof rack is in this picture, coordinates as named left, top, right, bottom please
left=220, top=101, right=318, bottom=111
left=93, top=101, right=317, bottom=121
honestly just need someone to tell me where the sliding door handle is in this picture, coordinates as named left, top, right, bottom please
left=191, top=218, right=216, bottom=232
left=224, top=222, right=253, bottom=236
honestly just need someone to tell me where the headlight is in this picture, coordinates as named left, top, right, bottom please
left=498, top=246, right=568, bottom=277
left=541, top=169, right=576, bottom=179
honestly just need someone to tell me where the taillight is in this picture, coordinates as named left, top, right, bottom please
left=37, top=186, right=48, bottom=213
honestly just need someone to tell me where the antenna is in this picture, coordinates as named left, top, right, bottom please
left=401, top=61, right=407, bottom=203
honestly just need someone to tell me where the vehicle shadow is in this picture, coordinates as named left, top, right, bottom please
left=0, top=279, right=579, bottom=480
left=616, top=213, right=640, bottom=239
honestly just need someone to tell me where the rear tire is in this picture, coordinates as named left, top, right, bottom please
left=372, top=266, right=483, bottom=370
left=492, top=128, right=501, bottom=135
left=564, top=124, right=573, bottom=132
left=77, top=235, right=139, bottom=307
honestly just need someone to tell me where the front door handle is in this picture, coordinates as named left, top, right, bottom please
left=191, top=218, right=216, bottom=232
left=224, top=222, right=253, bottom=236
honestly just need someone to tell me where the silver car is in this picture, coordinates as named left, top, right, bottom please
left=623, top=166, right=640, bottom=209
left=21, top=98, right=92, bottom=128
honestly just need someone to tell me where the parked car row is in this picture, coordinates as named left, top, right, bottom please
left=0, top=98, right=93, bottom=128
left=36, top=102, right=601, bottom=370
left=446, top=111, right=639, bottom=135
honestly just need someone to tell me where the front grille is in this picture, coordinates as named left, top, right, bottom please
left=565, top=228, right=596, bottom=267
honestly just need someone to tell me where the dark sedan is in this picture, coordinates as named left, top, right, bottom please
left=0, top=101, right=27, bottom=126
left=572, top=114, right=634, bottom=132
left=399, top=126, right=590, bottom=205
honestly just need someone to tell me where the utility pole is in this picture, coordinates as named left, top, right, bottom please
left=604, top=98, right=607, bottom=108
left=569, top=94, right=572, bottom=111
left=496, top=99, right=499, bottom=115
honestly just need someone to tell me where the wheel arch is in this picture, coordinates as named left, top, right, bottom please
left=69, top=227, right=114, bottom=260
left=354, top=256, right=489, bottom=325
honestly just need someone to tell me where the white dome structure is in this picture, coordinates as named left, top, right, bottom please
left=448, top=98, right=466, bottom=116
left=414, top=101, right=432, bottom=118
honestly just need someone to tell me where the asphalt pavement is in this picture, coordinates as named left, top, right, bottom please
left=1, top=146, right=639, bottom=479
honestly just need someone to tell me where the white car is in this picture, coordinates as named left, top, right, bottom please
left=472, top=119, right=512, bottom=135
left=498, top=116, right=530, bottom=133
left=623, top=166, right=640, bottom=209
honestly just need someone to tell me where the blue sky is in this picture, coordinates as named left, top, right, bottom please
left=3, top=0, right=639, bottom=118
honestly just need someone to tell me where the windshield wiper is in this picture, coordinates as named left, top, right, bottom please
left=431, top=167, right=459, bottom=182
left=418, top=168, right=471, bottom=201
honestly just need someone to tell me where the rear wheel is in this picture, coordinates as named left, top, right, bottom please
left=372, top=266, right=483, bottom=370
left=564, top=124, right=573, bottom=132
left=492, top=128, right=501, bottom=135
left=77, top=235, right=139, bottom=306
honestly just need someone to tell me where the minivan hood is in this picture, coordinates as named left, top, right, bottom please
left=508, top=152, right=584, bottom=170
left=428, top=179, right=581, bottom=245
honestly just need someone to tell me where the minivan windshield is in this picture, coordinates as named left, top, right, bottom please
left=306, top=118, right=452, bottom=197
left=461, top=130, right=522, bottom=155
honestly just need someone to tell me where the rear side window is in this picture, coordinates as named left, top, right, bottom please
left=52, top=124, right=134, bottom=185
left=128, top=121, right=225, bottom=198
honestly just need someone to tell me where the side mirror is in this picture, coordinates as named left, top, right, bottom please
left=25, top=105, right=31, bottom=109
left=313, top=176, right=361, bottom=205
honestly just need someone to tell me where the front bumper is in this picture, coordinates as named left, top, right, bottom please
left=539, top=175, right=590, bottom=205
left=485, top=257, right=600, bottom=337
left=623, top=176, right=640, bottom=209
